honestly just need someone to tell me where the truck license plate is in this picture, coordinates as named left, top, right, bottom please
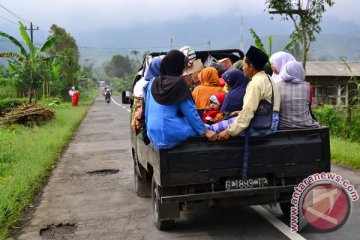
left=225, top=177, right=268, bottom=190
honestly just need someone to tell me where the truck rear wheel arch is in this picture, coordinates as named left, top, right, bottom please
left=151, top=176, right=179, bottom=230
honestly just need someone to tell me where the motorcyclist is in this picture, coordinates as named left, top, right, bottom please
left=105, top=88, right=111, bottom=103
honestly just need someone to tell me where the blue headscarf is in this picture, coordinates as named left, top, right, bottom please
left=144, top=57, right=162, bottom=81
left=221, top=68, right=249, bottom=113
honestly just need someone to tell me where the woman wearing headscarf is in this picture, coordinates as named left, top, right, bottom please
left=191, top=67, right=225, bottom=116
left=276, top=60, right=319, bottom=129
left=220, top=68, right=249, bottom=119
left=269, top=51, right=296, bottom=83
left=133, top=57, right=163, bottom=98
left=144, top=57, right=162, bottom=81
left=132, top=57, right=162, bottom=132
left=145, top=50, right=216, bottom=149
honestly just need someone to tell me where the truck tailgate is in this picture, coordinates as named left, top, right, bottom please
left=159, top=127, right=330, bottom=187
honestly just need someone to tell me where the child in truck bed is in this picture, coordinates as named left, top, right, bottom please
left=202, top=93, right=226, bottom=124
left=192, top=67, right=225, bottom=117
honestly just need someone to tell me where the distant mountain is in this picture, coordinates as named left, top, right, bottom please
left=2, top=13, right=360, bottom=67
left=77, top=33, right=360, bottom=65
left=227, top=33, right=360, bottom=62
left=74, top=13, right=360, bottom=65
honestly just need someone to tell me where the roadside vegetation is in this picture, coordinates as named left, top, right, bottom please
left=0, top=20, right=138, bottom=238
left=0, top=21, right=101, bottom=238
left=0, top=89, right=97, bottom=239
left=330, top=137, right=360, bottom=170
left=313, top=105, right=360, bottom=169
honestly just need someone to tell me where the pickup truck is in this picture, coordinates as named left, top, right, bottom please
left=128, top=49, right=331, bottom=230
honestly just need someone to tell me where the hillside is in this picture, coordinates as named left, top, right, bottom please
left=2, top=33, right=360, bottom=67
left=80, top=33, right=360, bottom=65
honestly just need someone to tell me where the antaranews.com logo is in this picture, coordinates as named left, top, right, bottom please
left=290, top=172, right=359, bottom=232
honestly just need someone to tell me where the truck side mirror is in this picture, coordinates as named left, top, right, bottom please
left=122, top=91, right=131, bottom=104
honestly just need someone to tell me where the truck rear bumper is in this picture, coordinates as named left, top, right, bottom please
left=161, top=185, right=296, bottom=204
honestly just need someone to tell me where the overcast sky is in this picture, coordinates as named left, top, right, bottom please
left=1, top=0, right=360, bottom=51
left=1, top=1, right=359, bottom=31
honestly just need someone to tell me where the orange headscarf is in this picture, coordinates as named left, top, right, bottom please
left=192, top=67, right=225, bottom=110
left=198, top=67, right=220, bottom=86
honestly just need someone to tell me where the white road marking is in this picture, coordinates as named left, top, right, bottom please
left=251, top=205, right=306, bottom=240
left=111, top=97, right=122, bottom=107
left=111, top=98, right=131, bottom=112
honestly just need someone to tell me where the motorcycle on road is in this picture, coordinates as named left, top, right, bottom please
left=104, top=89, right=111, bottom=104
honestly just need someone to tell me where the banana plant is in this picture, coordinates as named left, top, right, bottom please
left=249, top=28, right=273, bottom=74
left=249, top=28, right=272, bottom=57
left=0, top=21, right=62, bottom=103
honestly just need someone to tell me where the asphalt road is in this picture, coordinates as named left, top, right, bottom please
left=12, top=91, right=360, bottom=240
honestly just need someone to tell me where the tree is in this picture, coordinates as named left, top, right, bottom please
left=142, top=51, right=151, bottom=60
left=130, top=50, right=141, bottom=70
left=104, top=54, right=134, bottom=78
left=266, top=0, right=334, bottom=68
left=46, top=24, right=80, bottom=99
left=76, top=58, right=95, bottom=91
left=338, top=59, right=360, bottom=141
left=0, top=21, right=62, bottom=103
left=130, top=50, right=139, bottom=59
left=284, top=40, right=302, bottom=60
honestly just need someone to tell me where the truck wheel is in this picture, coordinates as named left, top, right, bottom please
left=134, top=162, right=151, bottom=197
left=280, top=202, right=292, bottom=220
left=152, top=176, right=175, bottom=230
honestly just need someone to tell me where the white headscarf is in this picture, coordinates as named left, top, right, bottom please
left=279, top=61, right=305, bottom=83
left=269, top=51, right=296, bottom=83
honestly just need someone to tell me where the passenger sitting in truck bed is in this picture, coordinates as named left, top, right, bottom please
left=131, top=57, right=162, bottom=132
left=269, top=51, right=296, bottom=83
left=276, top=60, right=320, bottom=129
left=202, top=93, right=226, bottom=124
left=220, top=68, right=249, bottom=120
left=209, top=62, right=228, bottom=93
left=218, top=45, right=281, bottom=140
left=145, top=50, right=217, bottom=149
left=192, top=67, right=225, bottom=117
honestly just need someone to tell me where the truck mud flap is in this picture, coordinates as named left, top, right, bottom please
left=161, top=185, right=296, bottom=204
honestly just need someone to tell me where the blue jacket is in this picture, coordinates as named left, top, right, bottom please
left=145, top=78, right=205, bottom=149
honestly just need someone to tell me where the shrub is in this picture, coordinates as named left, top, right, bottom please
left=313, top=105, right=360, bottom=143
left=313, top=105, right=344, bottom=136
left=348, top=107, right=360, bottom=142
left=0, top=98, right=27, bottom=116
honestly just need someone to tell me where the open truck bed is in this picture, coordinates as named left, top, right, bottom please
left=128, top=49, right=330, bottom=230
left=133, top=125, right=330, bottom=229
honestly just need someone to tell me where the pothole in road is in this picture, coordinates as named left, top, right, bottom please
left=87, top=169, right=119, bottom=175
left=39, top=223, right=77, bottom=239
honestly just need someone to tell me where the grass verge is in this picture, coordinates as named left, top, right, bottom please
left=331, top=137, right=360, bottom=170
left=0, top=88, right=97, bottom=239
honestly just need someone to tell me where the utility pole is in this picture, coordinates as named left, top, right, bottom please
left=240, top=16, right=244, bottom=51
left=25, top=22, right=39, bottom=43
left=170, top=37, right=173, bottom=50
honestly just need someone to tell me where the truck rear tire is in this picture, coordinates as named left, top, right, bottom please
left=152, top=176, right=175, bottom=230
left=134, top=161, right=151, bottom=197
